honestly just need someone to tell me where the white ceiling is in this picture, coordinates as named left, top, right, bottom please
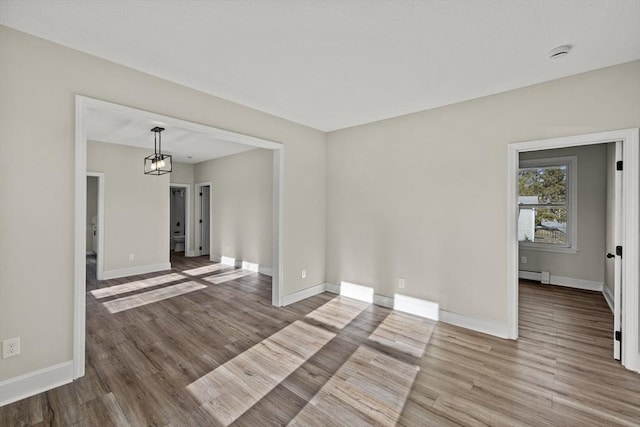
left=1, top=0, right=639, bottom=132
left=86, top=107, right=255, bottom=164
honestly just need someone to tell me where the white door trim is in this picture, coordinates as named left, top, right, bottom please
left=74, top=95, right=285, bottom=380
left=169, top=183, right=191, bottom=256
left=194, top=182, right=212, bottom=258
left=86, top=172, right=105, bottom=280
left=507, top=128, right=639, bottom=373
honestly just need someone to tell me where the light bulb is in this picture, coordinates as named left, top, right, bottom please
left=150, top=161, right=157, bottom=171
left=159, top=159, right=165, bottom=168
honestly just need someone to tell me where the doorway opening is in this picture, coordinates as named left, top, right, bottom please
left=86, top=172, right=104, bottom=281
left=507, top=129, right=639, bottom=373
left=169, top=183, right=191, bottom=259
left=74, top=96, right=284, bottom=379
left=194, top=183, right=211, bottom=257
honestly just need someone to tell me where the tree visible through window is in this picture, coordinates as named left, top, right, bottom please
left=518, top=157, right=574, bottom=247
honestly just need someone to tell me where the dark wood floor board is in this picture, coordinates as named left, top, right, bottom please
left=2, top=257, right=640, bottom=426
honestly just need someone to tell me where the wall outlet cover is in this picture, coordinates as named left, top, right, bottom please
left=2, top=337, right=20, bottom=358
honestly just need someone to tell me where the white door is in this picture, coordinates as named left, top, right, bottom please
left=613, top=141, right=623, bottom=360
left=201, top=186, right=210, bottom=256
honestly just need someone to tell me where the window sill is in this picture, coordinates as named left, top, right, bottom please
left=519, top=244, right=578, bottom=254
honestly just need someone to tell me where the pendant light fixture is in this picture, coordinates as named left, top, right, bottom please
left=144, top=126, right=172, bottom=175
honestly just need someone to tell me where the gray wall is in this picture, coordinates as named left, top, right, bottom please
left=195, top=149, right=273, bottom=269
left=87, top=141, right=170, bottom=273
left=519, top=144, right=607, bottom=283
left=0, top=25, right=326, bottom=381
left=326, top=60, right=640, bottom=324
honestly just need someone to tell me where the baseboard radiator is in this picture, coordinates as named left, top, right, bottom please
left=519, top=270, right=550, bottom=284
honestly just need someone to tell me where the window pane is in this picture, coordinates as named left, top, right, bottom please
left=518, top=165, right=567, bottom=204
left=518, top=207, right=567, bottom=245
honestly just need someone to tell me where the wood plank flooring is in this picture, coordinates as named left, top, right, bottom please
left=1, top=256, right=639, bottom=426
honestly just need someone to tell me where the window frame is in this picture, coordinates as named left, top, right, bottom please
left=518, top=155, right=578, bottom=253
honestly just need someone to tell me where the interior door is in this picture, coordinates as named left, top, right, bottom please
left=613, top=141, right=623, bottom=360
left=201, top=186, right=210, bottom=256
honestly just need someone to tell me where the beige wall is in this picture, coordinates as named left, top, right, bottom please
left=519, top=144, right=607, bottom=283
left=87, top=141, right=170, bottom=272
left=0, top=26, right=326, bottom=381
left=326, top=60, right=640, bottom=324
left=171, top=162, right=195, bottom=254
left=194, top=149, right=273, bottom=268
left=605, top=143, right=616, bottom=295
left=86, top=176, right=98, bottom=252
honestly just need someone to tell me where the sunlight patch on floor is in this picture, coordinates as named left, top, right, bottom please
left=90, top=273, right=186, bottom=299
left=182, top=263, right=232, bottom=276
left=201, top=270, right=255, bottom=285
left=185, top=296, right=368, bottom=425
left=305, top=295, right=369, bottom=330
left=367, top=311, right=434, bottom=357
left=289, top=345, right=420, bottom=426
left=103, top=281, right=206, bottom=313
left=187, top=320, right=336, bottom=426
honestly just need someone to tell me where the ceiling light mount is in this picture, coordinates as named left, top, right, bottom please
left=144, top=126, right=172, bottom=175
left=548, top=45, right=572, bottom=60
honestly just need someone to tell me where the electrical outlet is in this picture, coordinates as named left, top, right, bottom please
left=2, top=337, right=20, bottom=358
left=129, top=253, right=135, bottom=261
left=301, top=269, right=307, bottom=279
left=398, top=278, right=406, bottom=289
left=521, top=256, right=527, bottom=264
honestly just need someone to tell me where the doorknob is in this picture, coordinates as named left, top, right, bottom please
left=607, top=253, right=615, bottom=259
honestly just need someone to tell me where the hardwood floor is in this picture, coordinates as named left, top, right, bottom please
left=1, top=257, right=639, bottom=426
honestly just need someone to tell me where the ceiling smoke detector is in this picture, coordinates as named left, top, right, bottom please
left=548, top=45, right=572, bottom=60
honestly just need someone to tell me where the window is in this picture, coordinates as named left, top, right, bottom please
left=518, top=156, right=577, bottom=252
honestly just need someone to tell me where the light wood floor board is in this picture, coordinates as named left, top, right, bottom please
left=1, top=256, right=639, bottom=426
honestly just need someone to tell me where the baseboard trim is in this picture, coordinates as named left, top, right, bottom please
left=323, top=282, right=505, bottom=338
left=0, top=361, right=73, bottom=407
left=258, top=266, right=273, bottom=277
left=220, top=256, right=236, bottom=267
left=551, top=275, right=603, bottom=292
left=325, top=283, right=340, bottom=294
left=602, top=284, right=614, bottom=313
left=518, top=271, right=603, bottom=292
left=101, top=262, right=172, bottom=280
left=283, top=283, right=326, bottom=306
left=373, top=294, right=394, bottom=309
left=394, top=294, right=440, bottom=321
left=439, top=311, right=509, bottom=338
left=212, top=256, right=272, bottom=276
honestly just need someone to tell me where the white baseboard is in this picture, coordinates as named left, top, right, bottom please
left=258, top=266, right=273, bottom=277
left=340, top=282, right=374, bottom=303
left=324, top=282, right=505, bottom=338
left=551, top=275, right=603, bottom=292
left=283, top=283, right=327, bottom=306
left=518, top=271, right=603, bottom=292
left=241, top=260, right=259, bottom=273
left=214, top=256, right=272, bottom=276
left=101, top=262, right=172, bottom=280
left=325, top=283, right=340, bottom=294
left=0, top=361, right=73, bottom=407
left=373, top=294, right=394, bottom=309
left=394, top=294, right=440, bottom=321
left=439, top=311, right=509, bottom=339
left=602, top=284, right=614, bottom=313
left=220, top=256, right=236, bottom=267
left=186, top=250, right=197, bottom=257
